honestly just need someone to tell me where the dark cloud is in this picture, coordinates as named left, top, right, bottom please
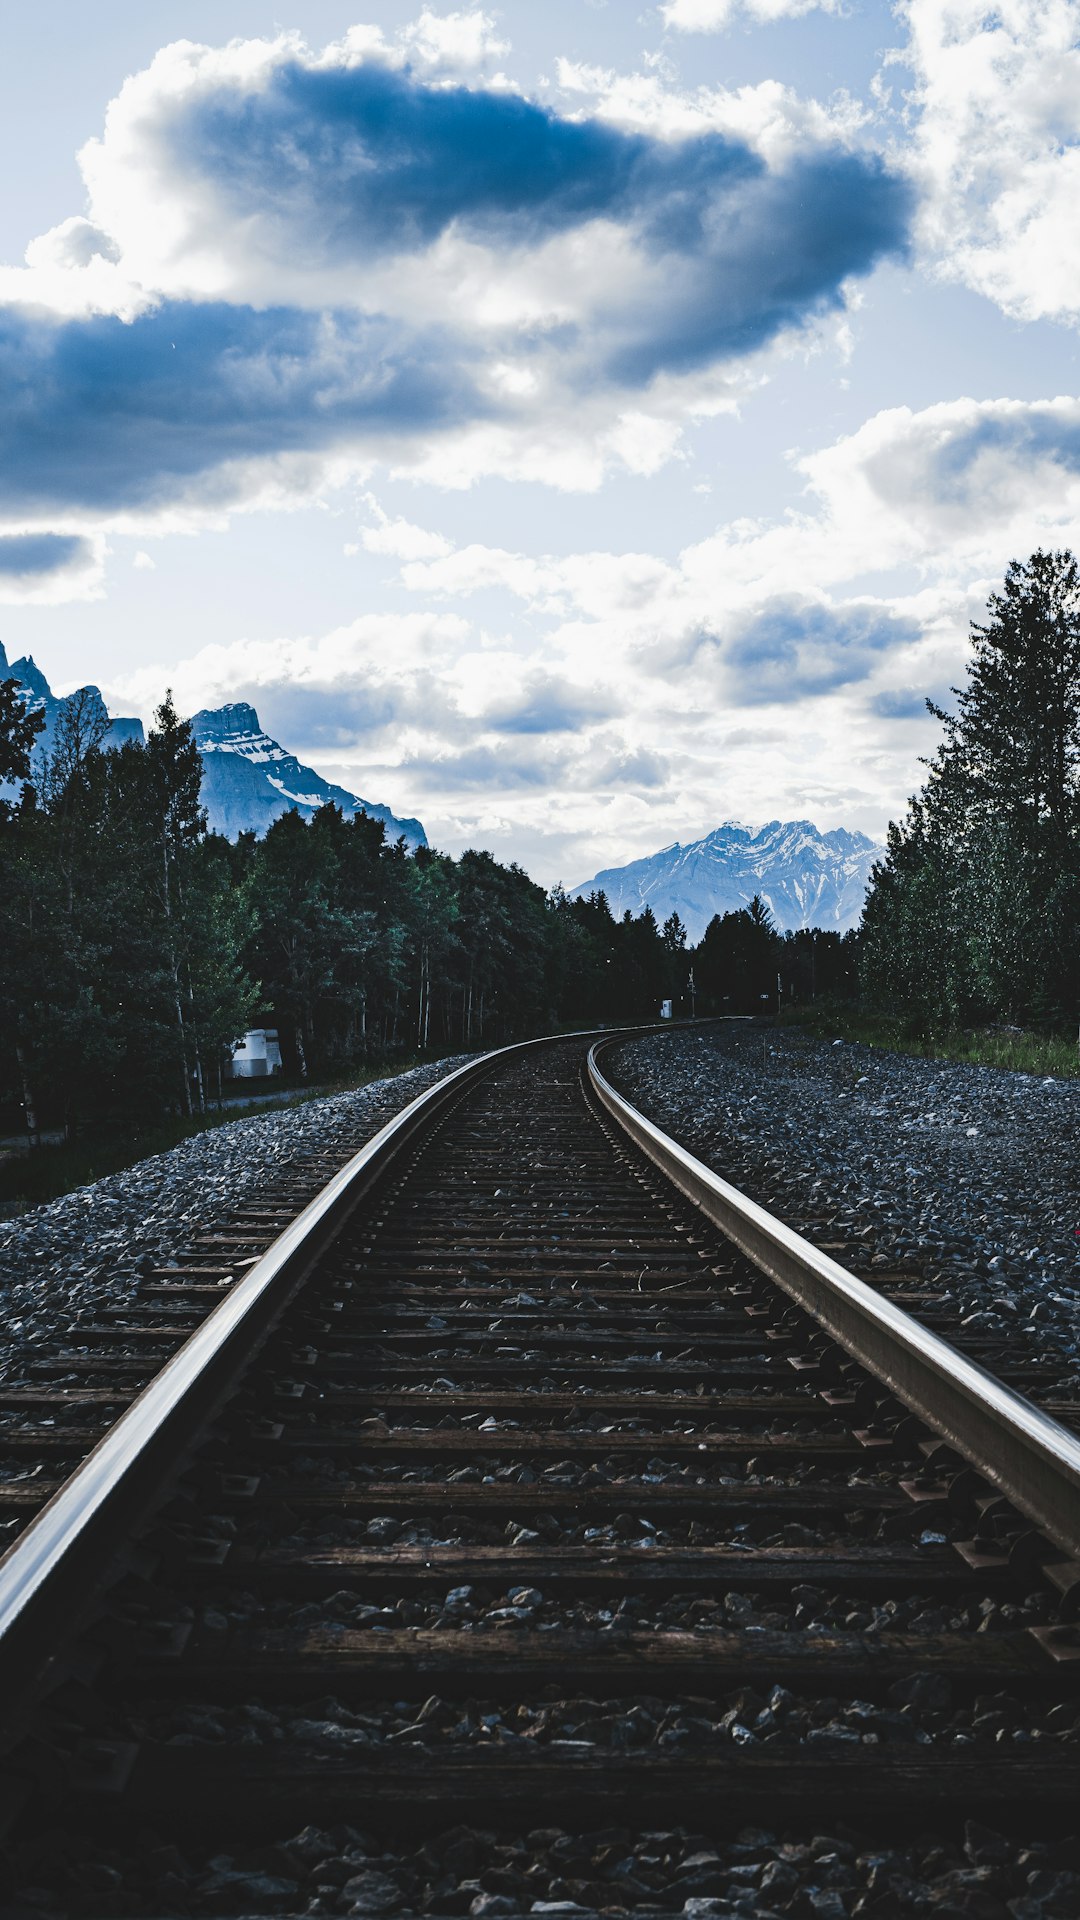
left=866, top=686, right=933, bottom=719
left=179, top=59, right=910, bottom=385
left=723, top=596, right=921, bottom=703
left=399, top=742, right=560, bottom=789
left=483, top=675, right=615, bottom=734
left=179, top=61, right=759, bottom=262
left=604, top=152, right=911, bottom=385
left=0, top=531, right=92, bottom=576
left=0, top=301, right=482, bottom=514
left=0, top=60, right=911, bottom=518
left=592, top=746, right=669, bottom=787
left=254, top=683, right=403, bottom=749
left=868, top=404, right=1080, bottom=509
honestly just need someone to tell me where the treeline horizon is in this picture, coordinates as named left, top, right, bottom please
left=0, top=681, right=852, bottom=1141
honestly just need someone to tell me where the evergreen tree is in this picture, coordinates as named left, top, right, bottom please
left=0, top=675, right=44, bottom=802
left=861, top=550, right=1080, bottom=1028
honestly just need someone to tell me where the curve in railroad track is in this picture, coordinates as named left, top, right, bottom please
left=2, top=1027, right=1080, bottom=1917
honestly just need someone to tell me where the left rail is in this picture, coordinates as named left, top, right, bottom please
left=0, top=1030, right=644, bottom=1711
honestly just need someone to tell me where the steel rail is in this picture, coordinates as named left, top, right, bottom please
left=0, top=1027, right=652, bottom=1710
left=588, top=1036, right=1080, bottom=1564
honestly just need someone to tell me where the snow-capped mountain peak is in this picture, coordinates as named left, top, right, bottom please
left=571, top=818, right=880, bottom=939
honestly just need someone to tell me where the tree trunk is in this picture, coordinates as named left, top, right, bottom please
left=14, top=1041, right=40, bottom=1149
left=162, top=838, right=193, bottom=1117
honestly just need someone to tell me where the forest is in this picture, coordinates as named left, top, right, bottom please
left=0, top=681, right=845, bottom=1139
left=3, top=544, right=1066, bottom=1144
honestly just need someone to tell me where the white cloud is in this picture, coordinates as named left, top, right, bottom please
left=398, top=9, right=510, bottom=70
left=553, top=60, right=867, bottom=164
left=133, top=549, right=156, bottom=570
left=114, top=610, right=474, bottom=719
left=401, top=544, right=567, bottom=601
left=336, top=385, right=1080, bottom=870
left=400, top=394, right=1080, bottom=627
left=661, top=0, right=841, bottom=31
left=357, top=494, right=453, bottom=561
left=899, top=0, right=1080, bottom=323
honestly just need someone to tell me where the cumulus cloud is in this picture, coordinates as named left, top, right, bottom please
left=900, top=0, right=1080, bottom=323
left=357, top=495, right=454, bottom=561
left=0, top=300, right=482, bottom=519
left=481, top=673, right=617, bottom=733
left=0, top=532, right=88, bottom=576
left=396, top=392, right=1080, bottom=634
left=62, top=34, right=897, bottom=309
left=794, top=393, right=1080, bottom=575
left=0, top=26, right=909, bottom=535
left=718, top=595, right=921, bottom=702
left=662, top=0, right=841, bottom=31
left=398, top=8, right=510, bottom=70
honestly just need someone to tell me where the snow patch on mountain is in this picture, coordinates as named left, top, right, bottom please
left=571, top=819, right=881, bottom=940
left=0, top=651, right=425, bottom=851
left=191, top=702, right=426, bottom=847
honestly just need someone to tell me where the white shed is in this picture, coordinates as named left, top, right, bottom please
left=227, top=1028, right=284, bottom=1078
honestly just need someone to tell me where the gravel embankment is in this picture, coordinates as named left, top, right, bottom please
left=0, top=1058, right=470, bottom=1376
left=613, top=1026, right=1080, bottom=1382
left=11, top=1814, right=1078, bottom=1916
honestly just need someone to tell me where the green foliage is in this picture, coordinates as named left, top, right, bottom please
left=690, top=896, right=855, bottom=1015
left=860, top=549, right=1080, bottom=1031
left=780, top=1002, right=1079, bottom=1080
left=0, top=674, right=44, bottom=797
left=0, top=720, right=680, bottom=1145
left=0, top=698, right=258, bottom=1138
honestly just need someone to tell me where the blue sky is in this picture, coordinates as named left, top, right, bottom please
left=3, top=1, right=1080, bottom=884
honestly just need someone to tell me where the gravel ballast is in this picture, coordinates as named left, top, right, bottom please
left=612, top=1025, right=1080, bottom=1381
left=9, top=1814, right=1080, bottom=1916
left=0, top=1058, right=470, bottom=1377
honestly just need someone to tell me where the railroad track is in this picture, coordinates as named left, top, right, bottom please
left=3, top=1029, right=1080, bottom=1916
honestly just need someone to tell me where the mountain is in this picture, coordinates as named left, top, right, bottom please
left=571, top=819, right=881, bottom=940
left=0, top=648, right=426, bottom=849
left=0, top=641, right=144, bottom=755
left=191, top=702, right=426, bottom=847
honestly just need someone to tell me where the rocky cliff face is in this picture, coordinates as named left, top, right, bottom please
left=571, top=819, right=880, bottom=939
left=191, top=702, right=427, bottom=847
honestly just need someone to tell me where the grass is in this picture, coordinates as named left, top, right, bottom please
left=0, top=1050, right=464, bottom=1212
left=778, top=1002, right=1080, bottom=1079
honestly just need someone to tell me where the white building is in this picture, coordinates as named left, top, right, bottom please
left=227, top=1028, right=283, bottom=1078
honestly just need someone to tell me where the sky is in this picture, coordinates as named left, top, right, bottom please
left=4, top=2, right=1080, bottom=887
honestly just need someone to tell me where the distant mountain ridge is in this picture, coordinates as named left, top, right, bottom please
left=571, top=819, right=880, bottom=940
left=0, top=647, right=425, bottom=848
left=0, top=641, right=144, bottom=756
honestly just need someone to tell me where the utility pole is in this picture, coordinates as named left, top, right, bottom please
left=688, top=968, right=696, bottom=1020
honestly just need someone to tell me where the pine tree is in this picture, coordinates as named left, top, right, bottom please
left=861, top=549, right=1080, bottom=1027
left=0, top=675, right=44, bottom=799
